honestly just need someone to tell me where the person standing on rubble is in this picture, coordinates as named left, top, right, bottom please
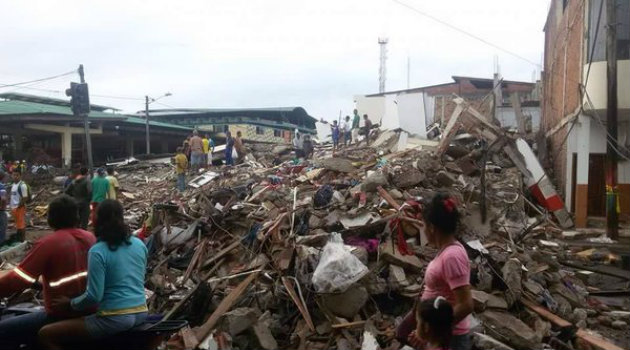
left=105, top=167, right=120, bottom=200
left=65, top=167, right=92, bottom=230
left=9, top=170, right=29, bottom=242
left=234, top=131, right=246, bottom=164
left=342, top=115, right=352, bottom=147
left=90, top=168, right=109, bottom=226
left=39, top=200, right=148, bottom=348
left=189, top=130, right=204, bottom=173
left=302, top=134, right=314, bottom=159
left=0, top=195, right=96, bottom=345
left=331, top=120, right=340, bottom=152
left=225, top=131, right=235, bottom=166
left=362, top=114, right=373, bottom=146
left=0, top=171, right=7, bottom=245
left=174, top=147, right=188, bottom=192
left=397, top=193, right=473, bottom=350
left=205, top=134, right=215, bottom=167
left=351, top=109, right=361, bottom=145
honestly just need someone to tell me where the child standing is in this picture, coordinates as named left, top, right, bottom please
left=408, top=297, right=455, bottom=350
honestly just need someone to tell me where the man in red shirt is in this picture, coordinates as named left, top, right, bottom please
left=0, top=195, right=96, bottom=344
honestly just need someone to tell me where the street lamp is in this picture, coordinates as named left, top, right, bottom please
left=145, top=92, right=172, bottom=155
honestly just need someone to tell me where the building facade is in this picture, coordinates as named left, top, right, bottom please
left=0, top=93, right=190, bottom=167
left=147, top=107, right=317, bottom=144
left=355, top=76, right=541, bottom=137
left=542, top=0, right=630, bottom=226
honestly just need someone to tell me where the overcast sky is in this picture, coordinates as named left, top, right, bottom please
left=0, top=0, right=549, bottom=120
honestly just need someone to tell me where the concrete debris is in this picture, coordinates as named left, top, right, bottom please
left=4, top=101, right=629, bottom=350
left=435, top=170, right=456, bottom=187
left=321, top=286, right=369, bottom=319
left=480, top=310, right=540, bottom=350
left=472, top=332, right=515, bottom=350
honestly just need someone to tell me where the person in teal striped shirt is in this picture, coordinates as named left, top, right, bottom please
left=39, top=200, right=148, bottom=348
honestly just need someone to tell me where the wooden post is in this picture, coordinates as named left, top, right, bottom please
left=605, top=0, right=618, bottom=239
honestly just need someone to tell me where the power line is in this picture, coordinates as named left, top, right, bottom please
left=583, top=0, right=604, bottom=88
left=390, top=0, right=541, bottom=67
left=153, top=101, right=178, bottom=109
left=91, top=94, right=144, bottom=101
left=0, top=70, right=77, bottom=88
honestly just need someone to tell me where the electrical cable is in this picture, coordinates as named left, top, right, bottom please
left=0, top=70, right=77, bottom=88
left=91, top=94, right=144, bottom=101
left=583, top=0, right=604, bottom=89
left=391, top=0, right=541, bottom=67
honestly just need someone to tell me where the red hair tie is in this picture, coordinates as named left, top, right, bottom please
left=443, top=198, right=456, bottom=213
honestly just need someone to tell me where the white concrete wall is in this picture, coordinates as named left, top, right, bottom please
left=583, top=60, right=630, bottom=110
left=354, top=95, right=385, bottom=127
left=355, top=93, right=429, bottom=137
left=565, top=115, right=630, bottom=209
left=397, top=92, right=428, bottom=137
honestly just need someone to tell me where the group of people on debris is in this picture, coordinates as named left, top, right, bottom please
left=0, top=165, right=121, bottom=248
left=0, top=192, right=148, bottom=349
left=0, top=172, right=473, bottom=350
left=174, top=129, right=252, bottom=192
left=329, top=109, right=374, bottom=151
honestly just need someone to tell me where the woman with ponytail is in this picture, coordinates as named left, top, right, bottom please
left=398, top=192, right=474, bottom=350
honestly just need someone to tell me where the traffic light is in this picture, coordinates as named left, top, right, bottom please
left=65, top=82, right=90, bottom=115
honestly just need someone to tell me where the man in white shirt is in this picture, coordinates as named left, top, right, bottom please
left=341, top=116, right=352, bottom=147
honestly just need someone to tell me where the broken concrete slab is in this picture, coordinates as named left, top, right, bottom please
left=221, top=307, right=259, bottom=336
left=479, top=310, right=540, bottom=350
left=379, top=239, right=423, bottom=273
left=253, top=313, right=279, bottom=350
left=472, top=290, right=508, bottom=312
left=321, top=286, right=369, bottom=319
left=387, top=264, right=408, bottom=287
left=436, top=170, right=456, bottom=187
left=361, top=171, right=389, bottom=192
left=472, top=332, right=515, bottom=350
left=502, top=258, right=522, bottom=307
left=314, top=158, right=356, bottom=173
left=391, top=168, right=425, bottom=188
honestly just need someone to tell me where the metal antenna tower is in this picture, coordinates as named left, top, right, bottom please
left=378, top=37, right=389, bottom=93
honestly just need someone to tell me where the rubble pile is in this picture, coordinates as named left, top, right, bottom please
left=108, top=138, right=624, bottom=349
left=2, top=98, right=628, bottom=350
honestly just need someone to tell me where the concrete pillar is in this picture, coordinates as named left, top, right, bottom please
left=575, top=115, right=591, bottom=228
left=126, top=138, right=134, bottom=157
left=61, top=129, right=72, bottom=168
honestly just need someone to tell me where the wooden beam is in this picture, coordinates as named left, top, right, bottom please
left=377, top=186, right=401, bottom=210
left=437, top=97, right=465, bottom=154
left=544, top=105, right=581, bottom=138
left=282, top=277, right=316, bottom=332
left=200, top=239, right=241, bottom=270
left=522, top=299, right=624, bottom=350
left=194, top=271, right=260, bottom=347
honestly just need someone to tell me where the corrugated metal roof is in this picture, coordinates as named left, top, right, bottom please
left=0, top=92, right=119, bottom=111
left=0, top=99, right=191, bottom=131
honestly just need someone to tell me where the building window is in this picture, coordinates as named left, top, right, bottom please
left=273, top=129, right=282, bottom=137
left=256, top=126, right=264, bottom=135
left=587, top=0, right=630, bottom=62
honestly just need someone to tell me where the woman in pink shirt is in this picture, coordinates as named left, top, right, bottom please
left=397, top=193, right=474, bottom=350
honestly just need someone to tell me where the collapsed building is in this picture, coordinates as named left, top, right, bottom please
left=1, top=92, right=628, bottom=350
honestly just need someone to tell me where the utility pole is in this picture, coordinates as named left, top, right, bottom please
left=145, top=96, right=150, bottom=155
left=78, top=64, right=93, bottom=170
left=605, top=0, right=618, bottom=239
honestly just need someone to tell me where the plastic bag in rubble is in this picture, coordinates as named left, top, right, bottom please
left=311, top=233, right=368, bottom=293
